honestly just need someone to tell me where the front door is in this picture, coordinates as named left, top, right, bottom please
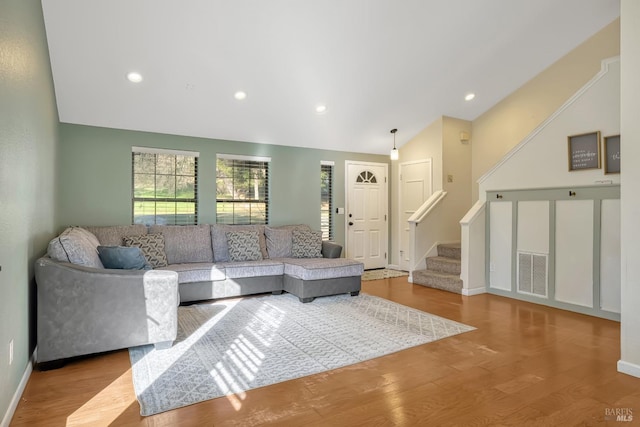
left=346, top=161, right=388, bottom=269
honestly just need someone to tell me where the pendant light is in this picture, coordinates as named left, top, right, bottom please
left=390, top=128, right=399, bottom=160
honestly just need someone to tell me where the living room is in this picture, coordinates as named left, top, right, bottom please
left=3, top=1, right=640, bottom=425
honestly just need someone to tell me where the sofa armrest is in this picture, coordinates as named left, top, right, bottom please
left=34, top=257, right=179, bottom=363
left=322, top=241, right=342, bottom=258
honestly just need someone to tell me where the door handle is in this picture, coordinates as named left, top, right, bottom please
left=349, top=222, right=354, bottom=226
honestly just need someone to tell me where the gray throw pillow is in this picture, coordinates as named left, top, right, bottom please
left=123, top=233, right=168, bottom=268
left=265, top=226, right=293, bottom=258
left=97, top=246, right=152, bottom=270
left=226, top=230, right=263, bottom=262
left=291, top=229, right=322, bottom=258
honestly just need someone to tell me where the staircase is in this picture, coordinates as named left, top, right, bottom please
left=412, top=243, right=462, bottom=294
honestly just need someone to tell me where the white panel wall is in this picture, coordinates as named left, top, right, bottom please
left=601, top=199, right=621, bottom=313
left=490, top=202, right=512, bottom=291
left=555, top=200, right=594, bottom=307
left=517, top=201, right=550, bottom=253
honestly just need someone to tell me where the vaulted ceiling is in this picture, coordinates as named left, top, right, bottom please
left=41, top=0, right=620, bottom=154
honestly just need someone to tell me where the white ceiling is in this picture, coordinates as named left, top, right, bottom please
left=41, top=0, right=620, bottom=155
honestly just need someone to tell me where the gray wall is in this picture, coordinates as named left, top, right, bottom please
left=0, top=0, right=59, bottom=421
left=57, top=124, right=388, bottom=248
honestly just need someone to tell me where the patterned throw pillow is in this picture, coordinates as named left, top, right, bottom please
left=226, top=230, right=263, bottom=262
left=123, top=233, right=168, bottom=268
left=291, top=229, right=322, bottom=258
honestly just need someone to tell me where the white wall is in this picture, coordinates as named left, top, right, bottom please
left=478, top=58, right=620, bottom=198
left=619, top=0, right=640, bottom=378
left=471, top=20, right=620, bottom=202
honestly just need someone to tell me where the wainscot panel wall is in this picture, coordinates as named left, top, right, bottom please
left=57, top=123, right=388, bottom=249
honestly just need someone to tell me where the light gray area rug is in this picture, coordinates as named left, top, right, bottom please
left=129, top=292, right=475, bottom=416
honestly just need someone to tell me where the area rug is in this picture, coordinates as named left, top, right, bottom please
left=361, top=268, right=409, bottom=281
left=129, top=292, right=475, bottom=416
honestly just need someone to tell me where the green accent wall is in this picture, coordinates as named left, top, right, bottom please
left=0, top=0, right=59, bottom=422
left=58, top=124, right=388, bottom=248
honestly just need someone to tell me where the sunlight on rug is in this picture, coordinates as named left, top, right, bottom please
left=361, top=268, right=409, bottom=281
left=129, top=292, right=475, bottom=416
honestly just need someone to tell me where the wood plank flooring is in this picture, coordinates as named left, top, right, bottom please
left=10, top=277, right=640, bottom=426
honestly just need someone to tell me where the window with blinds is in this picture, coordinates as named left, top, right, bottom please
left=132, top=147, right=198, bottom=225
left=321, top=162, right=334, bottom=240
left=216, top=154, right=270, bottom=224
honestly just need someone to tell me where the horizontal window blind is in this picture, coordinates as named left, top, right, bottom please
left=216, top=155, right=270, bottom=225
left=132, top=149, right=198, bottom=225
left=321, top=163, right=334, bottom=240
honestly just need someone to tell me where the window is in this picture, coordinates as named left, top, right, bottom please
left=216, top=154, right=270, bottom=224
left=132, top=147, right=198, bottom=225
left=321, top=161, right=334, bottom=240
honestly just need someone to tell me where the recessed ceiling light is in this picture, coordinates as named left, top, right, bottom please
left=126, top=72, right=143, bottom=83
left=234, top=91, right=247, bottom=100
left=315, top=104, right=327, bottom=114
left=465, top=93, right=476, bottom=101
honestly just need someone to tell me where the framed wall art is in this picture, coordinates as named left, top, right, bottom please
left=568, top=131, right=600, bottom=171
left=603, top=134, right=620, bottom=174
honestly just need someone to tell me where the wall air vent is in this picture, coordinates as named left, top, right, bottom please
left=517, top=252, right=548, bottom=298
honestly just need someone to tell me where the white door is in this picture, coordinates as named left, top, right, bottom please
left=346, top=161, right=388, bottom=269
left=398, top=159, right=432, bottom=271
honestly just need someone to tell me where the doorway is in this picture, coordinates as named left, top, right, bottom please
left=345, top=161, right=388, bottom=269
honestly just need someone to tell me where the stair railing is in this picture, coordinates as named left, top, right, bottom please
left=407, top=190, right=447, bottom=282
left=459, top=200, right=486, bottom=295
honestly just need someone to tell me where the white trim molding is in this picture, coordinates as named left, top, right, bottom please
left=617, top=360, right=640, bottom=379
left=1, top=352, right=34, bottom=427
left=132, top=146, right=199, bottom=157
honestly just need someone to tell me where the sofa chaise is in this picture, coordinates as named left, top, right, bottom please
left=34, top=223, right=363, bottom=365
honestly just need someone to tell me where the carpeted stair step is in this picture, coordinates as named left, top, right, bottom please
left=426, top=256, right=461, bottom=275
left=412, top=269, right=463, bottom=294
left=437, top=243, right=461, bottom=260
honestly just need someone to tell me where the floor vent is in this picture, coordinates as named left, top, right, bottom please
left=517, top=252, right=548, bottom=297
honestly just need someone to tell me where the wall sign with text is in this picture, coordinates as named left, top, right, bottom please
left=568, top=131, right=601, bottom=171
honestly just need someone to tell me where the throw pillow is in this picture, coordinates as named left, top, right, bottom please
left=265, top=226, right=293, bottom=258
left=47, top=226, right=104, bottom=268
left=123, top=233, right=168, bottom=268
left=225, top=230, right=263, bottom=262
left=97, top=246, right=152, bottom=270
left=291, top=229, right=322, bottom=258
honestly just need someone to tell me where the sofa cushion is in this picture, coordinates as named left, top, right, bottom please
left=291, top=229, right=322, bottom=258
left=283, top=258, right=364, bottom=281
left=47, top=227, right=104, bottom=268
left=149, top=224, right=213, bottom=264
left=218, top=259, right=285, bottom=279
left=265, top=227, right=292, bottom=258
left=123, top=233, right=168, bottom=268
left=97, top=246, right=152, bottom=270
left=84, top=225, right=148, bottom=246
left=211, top=224, right=268, bottom=262
left=156, top=263, right=226, bottom=284
left=226, top=230, right=263, bottom=262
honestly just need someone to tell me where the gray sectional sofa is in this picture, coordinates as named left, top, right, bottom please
left=34, top=223, right=363, bottom=365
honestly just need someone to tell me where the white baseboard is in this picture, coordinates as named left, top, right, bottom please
left=618, top=359, right=640, bottom=378
left=462, top=286, right=486, bottom=296
left=1, top=352, right=34, bottom=427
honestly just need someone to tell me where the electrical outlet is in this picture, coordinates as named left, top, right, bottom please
left=9, top=339, right=13, bottom=365
left=489, top=262, right=496, bottom=272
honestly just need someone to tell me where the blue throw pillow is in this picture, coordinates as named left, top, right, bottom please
left=97, top=246, right=153, bottom=270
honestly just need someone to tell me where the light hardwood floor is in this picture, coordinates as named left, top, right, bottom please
left=10, top=277, right=640, bottom=426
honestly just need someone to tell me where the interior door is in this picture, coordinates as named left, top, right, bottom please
left=346, top=162, right=388, bottom=269
left=399, top=159, right=432, bottom=271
